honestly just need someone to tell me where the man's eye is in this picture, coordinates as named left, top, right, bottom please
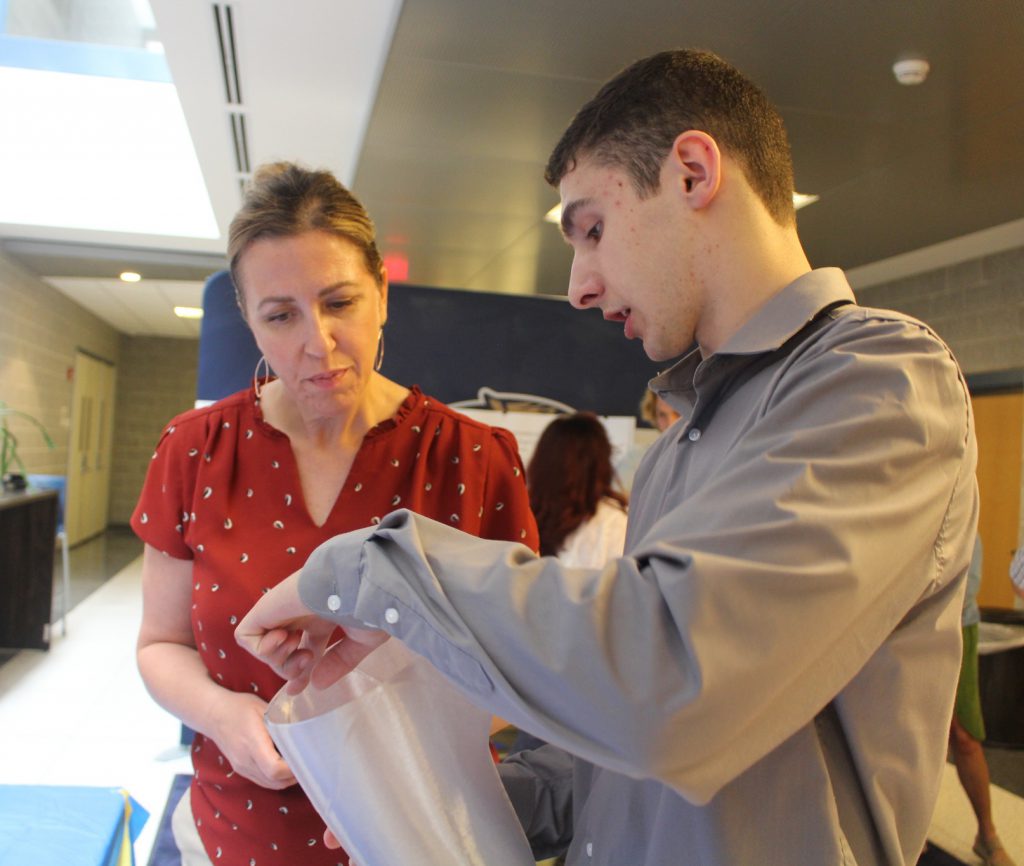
left=587, top=221, right=603, bottom=240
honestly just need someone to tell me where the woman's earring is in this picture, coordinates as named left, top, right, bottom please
left=253, top=355, right=271, bottom=400
left=374, top=328, right=385, bottom=372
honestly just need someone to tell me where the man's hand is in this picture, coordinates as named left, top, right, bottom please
left=234, top=569, right=388, bottom=693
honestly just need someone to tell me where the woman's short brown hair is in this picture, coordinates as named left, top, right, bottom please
left=227, top=162, right=384, bottom=311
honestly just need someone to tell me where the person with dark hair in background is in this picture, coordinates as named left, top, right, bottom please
left=132, top=162, right=537, bottom=866
left=236, top=51, right=978, bottom=865
left=508, top=412, right=628, bottom=762
left=528, top=412, right=627, bottom=564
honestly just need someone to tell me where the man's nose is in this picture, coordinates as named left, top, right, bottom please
left=567, top=257, right=602, bottom=310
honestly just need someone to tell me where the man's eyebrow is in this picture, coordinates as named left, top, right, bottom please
left=560, top=198, right=592, bottom=238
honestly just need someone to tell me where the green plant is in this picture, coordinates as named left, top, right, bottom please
left=0, top=401, right=55, bottom=479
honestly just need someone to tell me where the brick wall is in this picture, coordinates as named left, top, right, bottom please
left=109, top=335, right=199, bottom=524
left=0, top=251, right=120, bottom=476
left=853, top=245, right=1024, bottom=375
left=0, top=249, right=199, bottom=526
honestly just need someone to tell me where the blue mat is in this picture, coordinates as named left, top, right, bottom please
left=147, top=775, right=189, bottom=866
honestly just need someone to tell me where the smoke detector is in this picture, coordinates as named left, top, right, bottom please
left=893, top=56, right=930, bottom=86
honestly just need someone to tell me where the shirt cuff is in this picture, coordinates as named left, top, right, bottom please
left=298, top=524, right=378, bottom=628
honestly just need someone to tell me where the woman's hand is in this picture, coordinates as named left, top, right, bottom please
left=208, top=689, right=297, bottom=790
left=205, top=687, right=299, bottom=790
left=235, top=569, right=388, bottom=693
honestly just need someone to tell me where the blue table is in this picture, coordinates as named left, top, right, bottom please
left=0, top=785, right=148, bottom=866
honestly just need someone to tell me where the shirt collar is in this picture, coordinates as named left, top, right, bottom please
left=650, top=267, right=855, bottom=401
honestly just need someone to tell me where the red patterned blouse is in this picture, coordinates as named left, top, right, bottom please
left=131, top=385, right=538, bottom=866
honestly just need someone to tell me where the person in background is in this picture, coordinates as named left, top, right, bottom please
left=509, top=412, right=628, bottom=759
left=639, top=388, right=681, bottom=432
left=132, top=162, right=537, bottom=866
left=950, top=537, right=1018, bottom=866
left=235, top=50, right=978, bottom=865
left=528, top=412, right=628, bottom=565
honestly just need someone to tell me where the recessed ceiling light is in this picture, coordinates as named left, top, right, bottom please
left=120, top=271, right=141, bottom=282
left=174, top=306, right=204, bottom=319
left=793, top=192, right=820, bottom=211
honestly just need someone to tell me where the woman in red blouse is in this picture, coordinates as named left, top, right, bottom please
left=132, top=162, right=538, bottom=866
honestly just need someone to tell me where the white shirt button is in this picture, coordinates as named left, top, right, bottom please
left=384, top=607, right=400, bottom=624
left=586, top=841, right=593, bottom=857
left=326, top=594, right=341, bottom=612
left=687, top=427, right=701, bottom=441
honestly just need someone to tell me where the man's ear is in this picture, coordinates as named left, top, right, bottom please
left=668, top=130, right=721, bottom=209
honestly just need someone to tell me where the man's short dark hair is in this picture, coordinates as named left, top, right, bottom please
left=545, top=49, right=796, bottom=226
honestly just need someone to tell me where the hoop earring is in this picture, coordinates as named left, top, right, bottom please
left=253, top=355, right=271, bottom=400
left=374, top=329, right=385, bottom=372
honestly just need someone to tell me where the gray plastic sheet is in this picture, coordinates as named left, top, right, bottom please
left=265, top=638, right=535, bottom=866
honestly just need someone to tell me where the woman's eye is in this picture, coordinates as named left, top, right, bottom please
left=328, top=299, right=352, bottom=311
left=265, top=311, right=291, bottom=324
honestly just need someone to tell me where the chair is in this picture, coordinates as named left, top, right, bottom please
left=26, top=474, right=71, bottom=636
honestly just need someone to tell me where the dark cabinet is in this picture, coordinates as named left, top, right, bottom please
left=0, top=488, right=58, bottom=649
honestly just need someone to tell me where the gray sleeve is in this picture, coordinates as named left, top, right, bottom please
left=498, top=745, right=575, bottom=860
left=296, top=314, right=976, bottom=806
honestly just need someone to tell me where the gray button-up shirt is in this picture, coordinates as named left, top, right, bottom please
left=298, top=268, right=978, bottom=865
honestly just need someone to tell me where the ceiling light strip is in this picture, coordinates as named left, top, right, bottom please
left=212, top=4, right=242, bottom=106
left=224, top=5, right=242, bottom=104
left=230, top=111, right=250, bottom=175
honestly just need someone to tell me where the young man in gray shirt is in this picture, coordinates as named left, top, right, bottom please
left=238, top=49, right=978, bottom=865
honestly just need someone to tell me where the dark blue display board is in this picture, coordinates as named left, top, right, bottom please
left=196, top=271, right=263, bottom=403
left=197, top=271, right=662, bottom=418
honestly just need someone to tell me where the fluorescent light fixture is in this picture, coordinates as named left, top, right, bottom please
left=174, top=306, right=204, bottom=319
left=544, top=190, right=820, bottom=225
left=793, top=192, right=820, bottom=211
left=120, top=271, right=142, bottom=282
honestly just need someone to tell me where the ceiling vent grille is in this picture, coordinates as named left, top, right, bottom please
left=213, top=3, right=250, bottom=188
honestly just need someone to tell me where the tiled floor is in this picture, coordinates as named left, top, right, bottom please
left=0, top=527, right=1021, bottom=865
left=0, top=530, right=190, bottom=864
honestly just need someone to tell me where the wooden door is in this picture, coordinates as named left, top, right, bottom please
left=66, top=351, right=117, bottom=545
left=971, top=390, right=1022, bottom=610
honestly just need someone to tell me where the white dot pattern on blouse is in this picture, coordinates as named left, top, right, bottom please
left=138, top=392, right=535, bottom=864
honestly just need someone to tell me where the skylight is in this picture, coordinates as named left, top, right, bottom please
left=0, top=0, right=219, bottom=240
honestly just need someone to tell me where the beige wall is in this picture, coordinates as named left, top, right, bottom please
left=108, top=335, right=199, bottom=524
left=0, top=249, right=199, bottom=527
left=0, top=251, right=120, bottom=476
